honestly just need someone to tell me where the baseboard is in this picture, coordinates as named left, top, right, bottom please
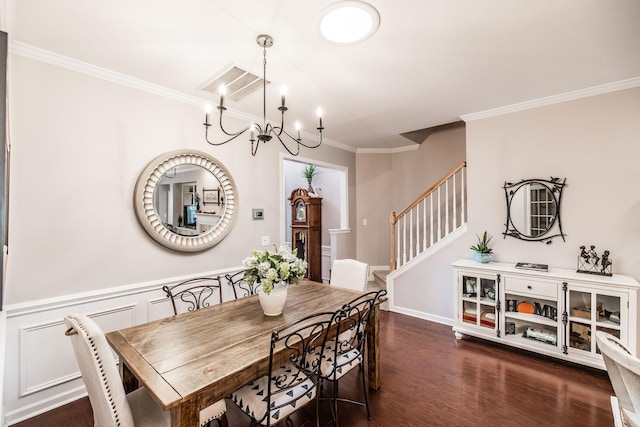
left=388, top=305, right=453, bottom=327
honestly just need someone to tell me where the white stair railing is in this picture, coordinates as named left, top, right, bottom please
left=389, top=161, right=467, bottom=272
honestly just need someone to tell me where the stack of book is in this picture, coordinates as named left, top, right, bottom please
left=515, top=262, right=548, bottom=272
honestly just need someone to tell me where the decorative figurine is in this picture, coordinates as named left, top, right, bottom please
left=577, top=245, right=612, bottom=276
left=601, top=250, right=612, bottom=274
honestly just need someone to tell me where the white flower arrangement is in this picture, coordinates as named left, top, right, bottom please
left=242, top=245, right=307, bottom=295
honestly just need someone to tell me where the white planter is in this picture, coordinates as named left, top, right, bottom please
left=258, top=283, right=288, bottom=316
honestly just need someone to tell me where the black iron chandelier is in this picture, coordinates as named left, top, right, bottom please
left=203, top=34, right=324, bottom=156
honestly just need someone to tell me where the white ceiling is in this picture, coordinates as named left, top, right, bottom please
left=7, top=0, right=640, bottom=151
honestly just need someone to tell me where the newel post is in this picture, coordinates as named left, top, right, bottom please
left=389, top=211, right=397, bottom=272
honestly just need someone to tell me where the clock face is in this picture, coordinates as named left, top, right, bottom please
left=295, top=201, right=306, bottom=222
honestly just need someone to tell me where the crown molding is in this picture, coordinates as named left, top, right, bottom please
left=9, top=41, right=353, bottom=153
left=10, top=42, right=207, bottom=107
left=357, top=144, right=420, bottom=155
left=461, top=77, right=640, bottom=122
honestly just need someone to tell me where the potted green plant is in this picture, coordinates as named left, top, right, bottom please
left=301, top=164, right=318, bottom=193
left=470, top=231, right=493, bottom=263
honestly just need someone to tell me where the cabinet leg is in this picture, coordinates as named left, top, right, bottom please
left=454, top=331, right=465, bottom=340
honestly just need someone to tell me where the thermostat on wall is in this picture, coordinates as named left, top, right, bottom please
left=252, top=208, right=264, bottom=220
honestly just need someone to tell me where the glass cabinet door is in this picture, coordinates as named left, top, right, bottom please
left=568, top=287, right=626, bottom=357
left=459, top=273, right=498, bottom=334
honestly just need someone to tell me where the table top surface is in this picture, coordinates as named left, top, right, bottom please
left=106, top=281, right=364, bottom=410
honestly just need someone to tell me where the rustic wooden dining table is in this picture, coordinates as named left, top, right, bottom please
left=105, top=281, right=382, bottom=427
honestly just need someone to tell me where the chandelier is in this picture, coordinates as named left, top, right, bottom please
left=203, top=34, right=324, bottom=156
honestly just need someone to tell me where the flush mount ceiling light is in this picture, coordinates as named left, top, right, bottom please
left=319, top=1, right=380, bottom=44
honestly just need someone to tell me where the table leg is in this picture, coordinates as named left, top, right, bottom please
left=175, top=399, right=201, bottom=427
left=120, top=362, right=139, bottom=394
left=170, top=406, right=184, bottom=427
left=367, top=303, right=381, bottom=390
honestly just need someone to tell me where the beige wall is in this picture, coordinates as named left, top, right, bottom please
left=5, top=54, right=356, bottom=304
left=391, top=125, right=466, bottom=209
left=391, top=86, right=640, bottom=321
left=355, top=153, right=393, bottom=267
left=355, top=126, right=466, bottom=267
left=466, top=87, right=640, bottom=280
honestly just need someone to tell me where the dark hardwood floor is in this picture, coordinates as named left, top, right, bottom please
left=14, top=311, right=614, bottom=427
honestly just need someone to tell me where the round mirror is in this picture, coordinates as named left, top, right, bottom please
left=509, top=183, right=557, bottom=237
left=504, top=177, right=566, bottom=244
left=134, top=150, right=238, bottom=252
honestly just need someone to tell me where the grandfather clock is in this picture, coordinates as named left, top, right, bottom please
left=290, top=188, right=322, bottom=282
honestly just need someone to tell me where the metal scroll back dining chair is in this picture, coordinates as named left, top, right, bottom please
left=162, top=277, right=228, bottom=427
left=329, top=259, right=369, bottom=292
left=162, top=276, right=223, bottom=315
left=224, top=270, right=259, bottom=300
left=596, top=331, right=640, bottom=427
left=64, top=314, right=171, bottom=427
left=316, top=289, right=388, bottom=425
left=229, top=310, right=342, bottom=427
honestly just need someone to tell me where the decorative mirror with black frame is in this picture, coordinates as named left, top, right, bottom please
left=134, top=150, right=238, bottom=252
left=503, top=177, right=566, bottom=244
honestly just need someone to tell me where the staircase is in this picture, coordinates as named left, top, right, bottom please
left=390, top=161, right=467, bottom=272
left=374, top=161, right=467, bottom=300
left=369, top=270, right=389, bottom=310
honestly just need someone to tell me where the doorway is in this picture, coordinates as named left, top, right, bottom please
left=280, top=156, right=348, bottom=281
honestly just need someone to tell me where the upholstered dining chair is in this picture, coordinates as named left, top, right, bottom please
left=64, top=314, right=171, bottom=427
left=224, top=270, right=259, bottom=300
left=162, top=276, right=223, bottom=315
left=162, top=277, right=229, bottom=426
left=329, top=259, right=369, bottom=292
left=596, top=331, right=640, bottom=427
left=313, top=289, right=387, bottom=426
left=229, top=310, right=341, bottom=426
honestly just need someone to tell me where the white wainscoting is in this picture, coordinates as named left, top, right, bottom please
left=2, top=267, right=242, bottom=426
left=321, top=245, right=331, bottom=283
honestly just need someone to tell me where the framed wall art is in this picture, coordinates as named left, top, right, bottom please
left=203, top=188, right=220, bottom=205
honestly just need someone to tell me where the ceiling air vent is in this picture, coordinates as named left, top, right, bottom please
left=200, top=65, right=269, bottom=102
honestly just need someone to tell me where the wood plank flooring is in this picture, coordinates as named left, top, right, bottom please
left=13, top=311, right=614, bottom=427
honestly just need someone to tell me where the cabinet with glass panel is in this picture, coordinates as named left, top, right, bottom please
left=567, top=287, right=627, bottom=362
left=454, top=270, right=499, bottom=339
left=453, top=259, right=639, bottom=369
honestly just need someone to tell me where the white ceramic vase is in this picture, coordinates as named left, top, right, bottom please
left=258, top=283, right=288, bottom=316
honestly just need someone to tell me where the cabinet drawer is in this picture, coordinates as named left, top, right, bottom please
left=505, top=277, right=557, bottom=299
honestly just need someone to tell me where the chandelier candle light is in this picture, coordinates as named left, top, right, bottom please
left=203, top=34, right=324, bottom=156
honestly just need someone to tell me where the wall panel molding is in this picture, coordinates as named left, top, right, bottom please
left=18, top=304, right=136, bottom=398
left=2, top=267, right=241, bottom=426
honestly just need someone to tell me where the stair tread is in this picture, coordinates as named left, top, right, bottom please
left=373, top=269, right=390, bottom=275
left=373, top=270, right=390, bottom=280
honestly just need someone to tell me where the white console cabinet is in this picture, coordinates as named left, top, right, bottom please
left=453, top=259, right=640, bottom=369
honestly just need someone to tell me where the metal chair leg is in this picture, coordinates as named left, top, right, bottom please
left=360, top=365, right=371, bottom=420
